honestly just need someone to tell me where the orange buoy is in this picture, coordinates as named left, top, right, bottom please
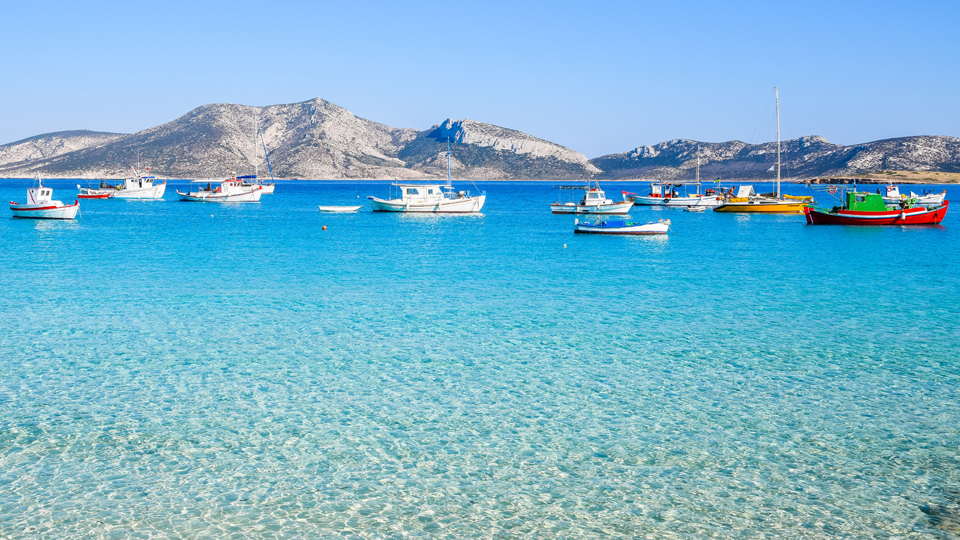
left=322, top=225, right=327, bottom=230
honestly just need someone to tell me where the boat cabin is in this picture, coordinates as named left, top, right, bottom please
left=27, top=186, right=54, bottom=205
left=580, top=188, right=611, bottom=206
left=845, top=191, right=892, bottom=212
left=122, top=175, right=157, bottom=190
left=393, top=184, right=452, bottom=204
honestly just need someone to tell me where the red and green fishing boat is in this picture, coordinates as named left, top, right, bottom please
left=805, top=189, right=948, bottom=225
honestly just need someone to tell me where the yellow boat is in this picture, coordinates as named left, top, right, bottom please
left=713, top=188, right=810, bottom=213
left=713, top=86, right=812, bottom=215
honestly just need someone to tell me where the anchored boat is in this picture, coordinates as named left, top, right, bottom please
left=805, top=189, right=949, bottom=225
left=80, top=167, right=166, bottom=200
left=880, top=185, right=946, bottom=207
left=11, top=177, right=80, bottom=219
left=318, top=205, right=362, bottom=213
left=367, top=138, right=485, bottom=213
left=550, top=181, right=633, bottom=214
left=177, top=174, right=263, bottom=203
left=714, top=87, right=811, bottom=214
left=574, top=217, right=670, bottom=235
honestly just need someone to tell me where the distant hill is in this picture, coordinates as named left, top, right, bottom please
left=589, top=135, right=960, bottom=180
left=0, top=99, right=596, bottom=179
left=1, top=98, right=958, bottom=180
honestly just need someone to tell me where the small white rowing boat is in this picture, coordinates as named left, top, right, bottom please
left=318, top=205, right=362, bottom=213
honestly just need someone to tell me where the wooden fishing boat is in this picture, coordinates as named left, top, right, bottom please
left=178, top=173, right=262, bottom=203
left=11, top=177, right=80, bottom=219
left=804, top=190, right=949, bottom=225
left=368, top=138, right=485, bottom=213
left=551, top=181, right=633, bottom=214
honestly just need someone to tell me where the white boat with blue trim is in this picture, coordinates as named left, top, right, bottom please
left=574, top=217, right=670, bottom=235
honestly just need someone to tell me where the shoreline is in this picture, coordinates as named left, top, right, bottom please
left=2, top=176, right=959, bottom=184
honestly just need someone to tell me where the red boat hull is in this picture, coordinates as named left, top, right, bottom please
left=805, top=200, right=949, bottom=225
left=78, top=193, right=111, bottom=199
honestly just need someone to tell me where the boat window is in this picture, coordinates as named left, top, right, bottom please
left=406, top=188, right=419, bottom=195
left=588, top=193, right=598, bottom=199
left=856, top=196, right=866, bottom=202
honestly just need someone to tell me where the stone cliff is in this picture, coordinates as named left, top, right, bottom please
left=1, top=98, right=958, bottom=180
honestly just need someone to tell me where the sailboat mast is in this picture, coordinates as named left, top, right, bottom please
left=446, top=136, right=452, bottom=187
left=775, top=86, right=781, bottom=198
left=254, top=111, right=259, bottom=179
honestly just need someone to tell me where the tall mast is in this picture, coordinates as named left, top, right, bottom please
left=775, top=86, right=781, bottom=198
left=254, top=111, right=259, bottom=178
left=446, top=136, right=452, bottom=187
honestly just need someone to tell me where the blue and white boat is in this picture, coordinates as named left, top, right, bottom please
left=574, top=217, right=670, bottom=235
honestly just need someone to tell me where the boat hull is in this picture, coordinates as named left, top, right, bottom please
left=10, top=201, right=80, bottom=219
left=111, top=183, right=166, bottom=199
left=368, top=195, right=485, bottom=213
left=574, top=218, right=669, bottom=235
left=551, top=201, right=633, bottom=214
left=243, top=183, right=275, bottom=194
left=78, top=193, right=111, bottom=199
left=805, top=201, right=949, bottom=225
left=882, top=193, right=945, bottom=207
left=629, top=196, right=667, bottom=206
left=177, top=189, right=262, bottom=203
left=663, top=196, right=721, bottom=207
left=713, top=200, right=807, bottom=213
left=318, top=205, right=362, bottom=213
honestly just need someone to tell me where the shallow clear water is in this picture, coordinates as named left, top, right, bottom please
left=2, top=179, right=959, bottom=538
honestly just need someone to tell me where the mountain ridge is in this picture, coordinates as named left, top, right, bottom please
left=1, top=98, right=958, bottom=180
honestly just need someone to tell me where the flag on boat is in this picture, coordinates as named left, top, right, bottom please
left=713, top=177, right=721, bottom=183
left=767, top=165, right=775, bottom=172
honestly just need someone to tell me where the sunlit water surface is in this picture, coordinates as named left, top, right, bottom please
left=2, top=180, right=959, bottom=538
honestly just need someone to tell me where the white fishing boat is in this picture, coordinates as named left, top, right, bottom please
left=177, top=174, right=262, bottom=203
left=367, top=138, right=485, bottom=213
left=624, top=184, right=669, bottom=206
left=80, top=167, right=166, bottom=199
left=573, top=217, right=670, bottom=235
left=318, top=205, right=362, bottom=213
left=660, top=184, right=722, bottom=207
left=880, top=185, right=946, bottom=207
left=666, top=149, right=722, bottom=207
left=550, top=181, right=633, bottom=214
left=240, top=177, right=275, bottom=194
left=10, top=177, right=80, bottom=219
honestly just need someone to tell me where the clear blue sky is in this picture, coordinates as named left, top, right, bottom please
left=2, top=0, right=957, bottom=158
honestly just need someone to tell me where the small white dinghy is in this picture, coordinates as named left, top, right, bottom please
left=318, top=205, right=362, bottom=213
left=683, top=205, right=706, bottom=212
left=10, top=177, right=80, bottom=219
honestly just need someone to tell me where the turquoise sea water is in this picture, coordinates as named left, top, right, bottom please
left=2, top=179, right=959, bottom=538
